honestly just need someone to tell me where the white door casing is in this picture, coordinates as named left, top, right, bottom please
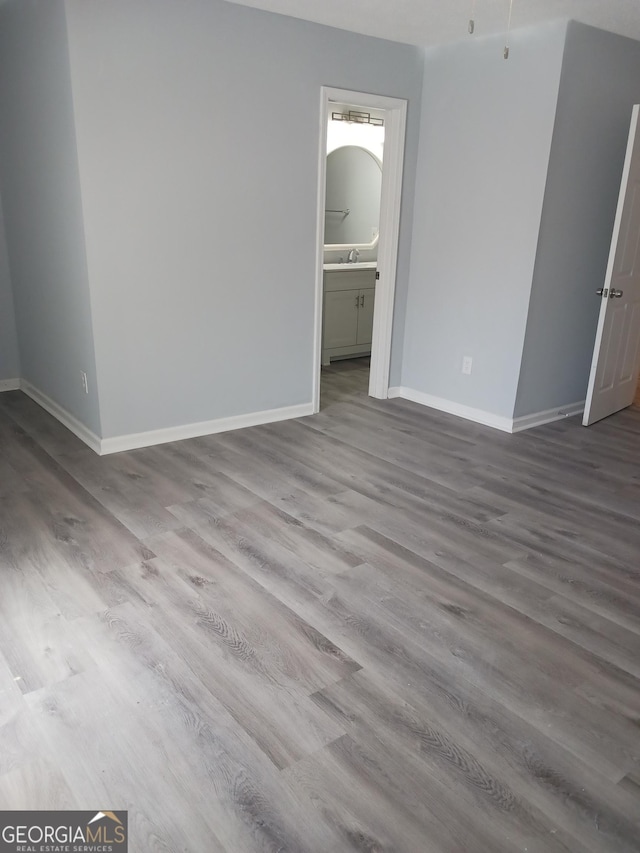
left=583, top=105, right=640, bottom=426
left=312, top=88, right=407, bottom=412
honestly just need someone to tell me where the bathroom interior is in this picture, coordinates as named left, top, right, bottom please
left=321, top=102, right=385, bottom=404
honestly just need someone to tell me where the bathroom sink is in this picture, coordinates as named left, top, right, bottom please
left=323, top=261, right=377, bottom=271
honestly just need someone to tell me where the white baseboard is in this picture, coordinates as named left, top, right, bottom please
left=19, top=380, right=314, bottom=455
left=388, top=387, right=585, bottom=434
left=387, top=386, right=513, bottom=432
left=0, top=378, right=20, bottom=392
left=20, top=380, right=102, bottom=454
left=6, top=376, right=587, bottom=452
left=510, top=400, right=584, bottom=432
left=99, top=402, right=315, bottom=455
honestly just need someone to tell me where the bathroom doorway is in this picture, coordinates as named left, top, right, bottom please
left=312, top=87, right=407, bottom=412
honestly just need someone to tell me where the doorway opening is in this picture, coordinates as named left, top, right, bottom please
left=312, top=88, right=407, bottom=412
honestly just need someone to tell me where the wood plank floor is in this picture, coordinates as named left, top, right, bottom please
left=1, top=358, right=639, bottom=852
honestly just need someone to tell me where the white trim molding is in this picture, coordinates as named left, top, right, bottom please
left=388, top=386, right=585, bottom=434
left=0, top=378, right=20, bottom=392
left=511, top=401, right=585, bottom=433
left=20, top=380, right=102, bottom=453
left=99, top=402, right=314, bottom=455
left=388, top=387, right=513, bottom=432
left=10, top=381, right=314, bottom=455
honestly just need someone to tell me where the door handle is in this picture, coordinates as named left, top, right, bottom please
left=609, top=288, right=624, bottom=298
left=360, top=294, right=365, bottom=307
left=355, top=295, right=359, bottom=308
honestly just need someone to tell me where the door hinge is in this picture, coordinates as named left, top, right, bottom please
left=375, top=271, right=380, bottom=280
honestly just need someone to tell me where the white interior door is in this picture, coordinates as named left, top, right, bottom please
left=583, top=105, right=640, bottom=426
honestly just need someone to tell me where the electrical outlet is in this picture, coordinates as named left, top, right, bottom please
left=462, top=356, right=473, bottom=375
left=80, top=370, right=89, bottom=394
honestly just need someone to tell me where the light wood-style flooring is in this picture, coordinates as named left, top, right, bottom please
left=0, top=358, right=639, bottom=852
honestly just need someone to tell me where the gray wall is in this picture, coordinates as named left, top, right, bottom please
left=64, top=0, right=423, bottom=438
left=400, top=22, right=567, bottom=419
left=514, top=22, right=640, bottom=417
left=0, top=0, right=101, bottom=433
left=0, top=195, right=19, bottom=381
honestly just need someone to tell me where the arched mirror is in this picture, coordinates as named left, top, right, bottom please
left=324, top=145, right=382, bottom=250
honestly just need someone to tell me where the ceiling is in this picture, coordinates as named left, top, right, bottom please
left=223, top=0, right=640, bottom=49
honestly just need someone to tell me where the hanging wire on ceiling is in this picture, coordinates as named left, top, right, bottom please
left=504, top=0, right=515, bottom=58
left=468, top=0, right=476, bottom=34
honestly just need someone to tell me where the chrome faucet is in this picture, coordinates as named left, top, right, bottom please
left=347, top=248, right=360, bottom=263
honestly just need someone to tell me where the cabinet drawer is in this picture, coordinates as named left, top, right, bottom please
left=323, top=269, right=376, bottom=292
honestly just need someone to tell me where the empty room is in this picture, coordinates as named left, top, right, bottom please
left=0, top=0, right=639, bottom=851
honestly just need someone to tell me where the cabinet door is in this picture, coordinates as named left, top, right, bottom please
left=323, top=289, right=359, bottom=349
left=356, top=288, right=375, bottom=346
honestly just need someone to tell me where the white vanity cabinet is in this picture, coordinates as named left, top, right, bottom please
left=322, top=268, right=376, bottom=365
